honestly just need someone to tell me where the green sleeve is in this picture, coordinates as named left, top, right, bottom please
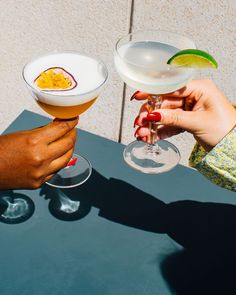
left=189, top=128, right=236, bottom=192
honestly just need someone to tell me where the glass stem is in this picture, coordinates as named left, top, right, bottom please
left=147, top=95, right=162, bottom=153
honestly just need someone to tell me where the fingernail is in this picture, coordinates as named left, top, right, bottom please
left=133, top=115, right=140, bottom=127
left=67, top=157, right=78, bottom=167
left=134, top=126, right=141, bottom=138
left=146, top=111, right=162, bottom=122
left=142, top=116, right=149, bottom=124
left=130, top=90, right=140, bottom=101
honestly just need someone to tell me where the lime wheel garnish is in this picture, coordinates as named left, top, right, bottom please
left=167, top=49, right=218, bottom=69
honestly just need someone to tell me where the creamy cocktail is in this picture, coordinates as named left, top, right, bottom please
left=23, top=52, right=107, bottom=119
left=23, top=51, right=108, bottom=189
left=23, top=51, right=108, bottom=220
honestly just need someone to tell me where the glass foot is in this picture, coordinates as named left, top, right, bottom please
left=0, top=193, right=35, bottom=224
left=46, top=153, right=92, bottom=188
left=123, top=140, right=180, bottom=174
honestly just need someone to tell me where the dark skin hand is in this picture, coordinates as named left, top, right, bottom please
left=0, top=118, right=78, bottom=189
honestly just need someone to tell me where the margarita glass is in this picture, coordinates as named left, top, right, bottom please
left=114, top=30, right=196, bottom=173
left=22, top=51, right=108, bottom=219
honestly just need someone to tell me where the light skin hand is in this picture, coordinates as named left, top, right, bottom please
left=0, top=118, right=78, bottom=189
left=133, top=80, right=236, bottom=151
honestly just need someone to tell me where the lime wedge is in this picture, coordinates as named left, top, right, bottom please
left=167, top=49, right=218, bottom=69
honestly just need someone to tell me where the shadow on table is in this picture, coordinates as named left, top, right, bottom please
left=40, top=169, right=236, bottom=294
left=40, top=183, right=92, bottom=222
left=0, top=190, right=35, bottom=224
left=160, top=200, right=236, bottom=295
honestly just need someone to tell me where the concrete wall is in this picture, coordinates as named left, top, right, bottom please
left=0, top=0, right=235, bottom=165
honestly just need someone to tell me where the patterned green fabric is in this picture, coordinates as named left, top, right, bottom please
left=189, top=127, right=236, bottom=192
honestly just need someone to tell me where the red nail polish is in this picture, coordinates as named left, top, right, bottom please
left=130, top=90, right=140, bottom=101
left=133, top=115, right=140, bottom=127
left=134, top=126, right=141, bottom=138
left=146, top=112, right=162, bottom=122
left=141, top=116, right=153, bottom=125
left=142, top=117, right=149, bottom=124
left=67, top=157, right=78, bottom=167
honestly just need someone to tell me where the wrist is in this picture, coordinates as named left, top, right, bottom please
left=195, top=123, right=236, bottom=152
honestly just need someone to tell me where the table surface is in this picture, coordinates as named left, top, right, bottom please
left=0, top=110, right=235, bottom=295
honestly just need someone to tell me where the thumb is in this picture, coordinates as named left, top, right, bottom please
left=148, top=109, right=199, bottom=133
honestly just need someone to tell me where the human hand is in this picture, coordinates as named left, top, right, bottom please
left=0, top=118, right=78, bottom=189
left=133, top=80, right=236, bottom=151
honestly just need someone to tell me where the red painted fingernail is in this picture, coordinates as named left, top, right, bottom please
left=67, top=157, right=78, bottom=167
left=146, top=111, right=162, bottom=122
left=134, top=126, right=141, bottom=138
left=142, top=117, right=149, bottom=124
left=130, top=90, right=140, bottom=101
left=133, top=115, right=140, bottom=127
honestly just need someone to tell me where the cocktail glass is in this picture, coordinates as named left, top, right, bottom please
left=22, top=51, right=108, bottom=219
left=114, top=30, right=195, bottom=173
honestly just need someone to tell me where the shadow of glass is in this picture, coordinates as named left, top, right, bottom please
left=40, top=185, right=91, bottom=222
left=40, top=169, right=168, bottom=229
left=67, top=170, right=236, bottom=293
left=41, top=169, right=236, bottom=293
left=0, top=190, right=35, bottom=224
left=49, top=169, right=168, bottom=232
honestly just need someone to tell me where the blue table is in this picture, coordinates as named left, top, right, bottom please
left=0, top=110, right=235, bottom=295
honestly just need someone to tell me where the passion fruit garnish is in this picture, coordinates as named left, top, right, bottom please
left=34, top=67, right=77, bottom=91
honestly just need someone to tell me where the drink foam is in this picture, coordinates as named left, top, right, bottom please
left=23, top=52, right=107, bottom=106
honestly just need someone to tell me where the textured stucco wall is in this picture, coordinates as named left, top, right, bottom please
left=0, top=0, right=132, bottom=140
left=0, top=0, right=235, bottom=166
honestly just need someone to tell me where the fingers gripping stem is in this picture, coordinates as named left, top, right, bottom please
left=147, top=95, right=162, bottom=146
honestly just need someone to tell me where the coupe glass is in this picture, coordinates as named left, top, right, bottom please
left=22, top=51, right=108, bottom=219
left=114, top=30, right=195, bottom=173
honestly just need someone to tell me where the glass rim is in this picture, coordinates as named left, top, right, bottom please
left=115, top=29, right=196, bottom=69
left=46, top=153, right=92, bottom=189
left=22, top=50, right=109, bottom=98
